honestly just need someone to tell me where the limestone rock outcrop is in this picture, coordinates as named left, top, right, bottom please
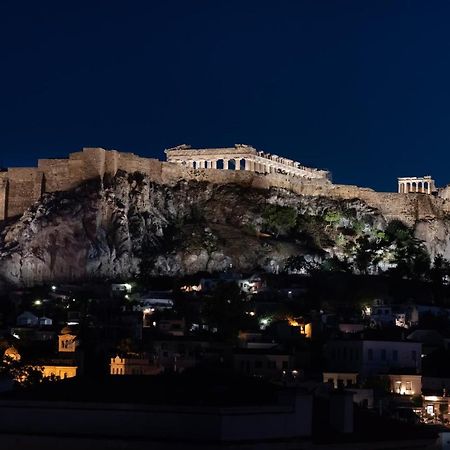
left=0, top=171, right=450, bottom=287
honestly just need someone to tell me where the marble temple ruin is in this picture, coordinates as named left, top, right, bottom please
left=164, top=144, right=330, bottom=180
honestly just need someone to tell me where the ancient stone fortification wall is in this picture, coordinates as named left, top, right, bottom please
left=159, top=163, right=450, bottom=225
left=2, top=168, right=43, bottom=219
left=0, top=148, right=164, bottom=220
left=0, top=173, right=7, bottom=221
left=0, top=147, right=449, bottom=224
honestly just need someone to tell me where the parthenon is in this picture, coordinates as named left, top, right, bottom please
left=164, top=144, right=330, bottom=180
left=398, top=176, right=436, bottom=194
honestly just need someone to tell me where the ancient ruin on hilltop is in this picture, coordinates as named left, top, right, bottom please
left=0, top=145, right=448, bottom=225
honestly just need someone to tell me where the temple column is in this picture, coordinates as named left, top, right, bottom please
left=223, top=159, right=229, bottom=170
left=245, top=159, right=251, bottom=171
left=211, top=160, right=217, bottom=169
left=235, top=158, right=241, bottom=170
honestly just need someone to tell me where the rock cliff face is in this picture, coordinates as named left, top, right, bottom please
left=0, top=171, right=450, bottom=286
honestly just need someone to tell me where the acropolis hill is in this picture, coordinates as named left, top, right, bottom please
left=1, top=145, right=450, bottom=225
left=2, top=145, right=450, bottom=286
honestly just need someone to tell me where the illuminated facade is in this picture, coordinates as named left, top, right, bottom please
left=58, top=326, right=78, bottom=353
left=110, top=355, right=162, bottom=375
left=388, top=373, right=421, bottom=396
left=40, top=363, right=77, bottom=379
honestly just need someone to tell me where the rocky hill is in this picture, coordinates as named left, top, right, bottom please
left=0, top=170, right=450, bottom=287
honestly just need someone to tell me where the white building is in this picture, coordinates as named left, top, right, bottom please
left=16, top=311, right=39, bottom=327
left=325, top=339, right=422, bottom=376
left=110, top=354, right=162, bottom=376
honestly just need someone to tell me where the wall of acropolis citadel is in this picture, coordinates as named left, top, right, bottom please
left=0, top=146, right=449, bottom=225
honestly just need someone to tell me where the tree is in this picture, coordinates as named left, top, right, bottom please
left=324, top=211, right=341, bottom=230
left=284, top=255, right=320, bottom=274
left=321, top=255, right=352, bottom=273
left=352, top=234, right=384, bottom=274
left=262, top=205, right=297, bottom=237
left=430, top=254, right=450, bottom=285
left=385, top=220, right=431, bottom=279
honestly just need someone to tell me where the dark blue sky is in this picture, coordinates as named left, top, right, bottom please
left=1, top=0, right=450, bottom=191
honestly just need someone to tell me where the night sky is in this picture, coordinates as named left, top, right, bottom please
left=2, top=0, right=450, bottom=191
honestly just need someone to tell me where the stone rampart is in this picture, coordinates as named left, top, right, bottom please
left=0, top=173, right=8, bottom=221
left=1, top=147, right=449, bottom=225
left=4, top=168, right=43, bottom=219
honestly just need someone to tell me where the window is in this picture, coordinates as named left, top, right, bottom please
left=393, top=350, right=398, bottom=362
left=282, top=360, right=289, bottom=370
left=368, top=349, right=373, bottom=361
left=346, top=379, right=352, bottom=387
left=381, top=349, right=386, bottom=361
